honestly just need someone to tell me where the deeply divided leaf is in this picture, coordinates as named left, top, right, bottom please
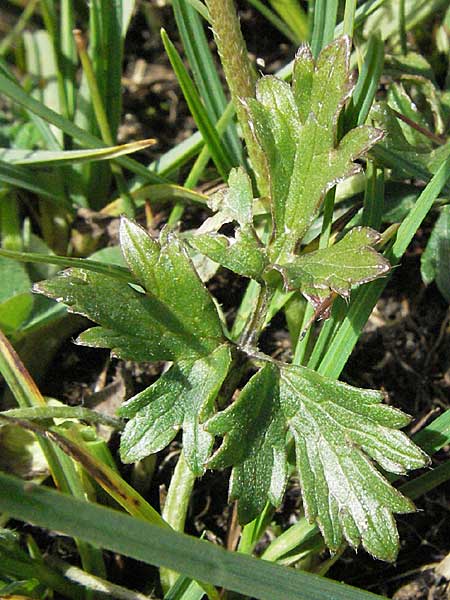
left=35, top=218, right=225, bottom=362
left=244, top=36, right=383, bottom=258
left=188, top=167, right=268, bottom=279
left=190, top=227, right=267, bottom=280
left=274, top=227, right=390, bottom=307
left=421, top=205, right=450, bottom=302
left=206, top=365, right=287, bottom=521
left=208, top=363, right=428, bottom=560
left=119, top=344, right=231, bottom=475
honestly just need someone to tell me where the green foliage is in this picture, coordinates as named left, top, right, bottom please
left=421, top=205, right=450, bottom=302
left=207, top=362, right=427, bottom=560
left=275, top=227, right=390, bottom=306
left=119, top=344, right=231, bottom=475
left=36, top=220, right=225, bottom=363
left=244, top=37, right=383, bottom=260
left=32, top=36, right=432, bottom=563
left=0, top=256, right=33, bottom=334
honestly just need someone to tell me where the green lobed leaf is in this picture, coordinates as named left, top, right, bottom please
left=207, top=362, right=429, bottom=560
left=244, top=37, right=383, bottom=259
left=35, top=218, right=225, bottom=362
left=119, top=218, right=224, bottom=343
left=188, top=168, right=268, bottom=279
left=279, top=365, right=428, bottom=560
left=207, top=365, right=287, bottom=521
left=119, top=344, right=231, bottom=475
left=189, top=227, right=267, bottom=280
left=420, top=205, right=450, bottom=302
left=209, top=168, right=254, bottom=227
left=274, top=227, right=390, bottom=306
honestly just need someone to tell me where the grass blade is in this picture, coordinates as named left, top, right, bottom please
left=0, top=248, right=133, bottom=283
left=0, top=472, right=388, bottom=600
left=161, top=29, right=233, bottom=180
left=172, top=0, right=242, bottom=165
left=310, top=0, right=339, bottom=57
left=247, top=0, right=300, bottom=43
left=60, top=0, right=77, bottom=121
left=0, top=71, right=166, bottom=185
left=400, top=460, right=450, bottom=500
left=0, top=161, right=70, bottom=207
left=0, top=139, right=156, bottom=167
left=0, top=413, right=166, bottom=528
left=1, top=406, right=123, bottom=430
left=345, top=33, right=384, bottom=128
left=318, top=153, right=450, bottom=379
left=268, top=0, right=309, bottom=41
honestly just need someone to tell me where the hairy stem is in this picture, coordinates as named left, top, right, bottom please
left=238, top=284, right=274, bottom=349
left=205, top=0, right=268, bottom=196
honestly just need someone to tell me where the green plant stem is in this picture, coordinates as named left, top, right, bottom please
left=162, top=452, right=196, bottom=535
left=205, top=0, right=268, bottom=196
left=292, top=188, right=336, bottom=365
left=0, top=330, right=106, bottom=596
left=160, top=452, right=197, bottom=591
left=0, top=551, right=85, bottom=600
left=73, top=29, right=135, bottom=216
left=48, top=556, right=155, bottom=600
left=40, top=0, right=71, bottom=123
left=399, top=0, right=407, bottom=55
left=238, top=284, right=275, bottom=349
left=0, top=194, right=22, bottom=251
left=160, top=285, right=275, bottom=588
left=318, top=190, right=336, bottom=251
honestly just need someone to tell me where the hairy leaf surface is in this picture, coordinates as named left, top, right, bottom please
left=421, top=205, right=450, bottom=302
left=119, top=344, right=231, bottom=475
left=35, top=218, right=231, bottom=473
left=276, top=227, right=390, bottom=304
left=206, top=365, right=287, bottom=520
left=35, top=219, right=225, bottom=362
left=208, top=362, right=428, bottom=560
left=244, top=37, right=383, bottom=258
left=189, top=167, right=268, bottom=279
left=190, top=227, right=266, bottom=280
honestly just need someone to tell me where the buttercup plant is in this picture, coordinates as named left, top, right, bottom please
left=35, top=35, right=429, bottom=563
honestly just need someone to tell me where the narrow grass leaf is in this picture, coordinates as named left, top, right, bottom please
left=161, top=29, right=233, bottom=180
left=318, top=153, right=450, bottom=379
left=0, top=248, right=133, bottom=283
left=1, top=406, right=123, bottom=430
left=0, top=161, right=70, bottom=206
left=0, top=472, right=388, bottom=600
left=0, top=71, right=166, bottom=184
left=420, top=205, right=450, bottom=301
left=172, top=0, right=242, bottom=164
left=0, top=413, right=166, bottom=527
left=247, top=0, right=300, bottom=43
left=345, top=33, right=384, bottom=128
left=268, top=0, right=309, bottom=41
left=310, top=0, right=339, bottom=57
left=0, top=139, right=156, bottom=167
